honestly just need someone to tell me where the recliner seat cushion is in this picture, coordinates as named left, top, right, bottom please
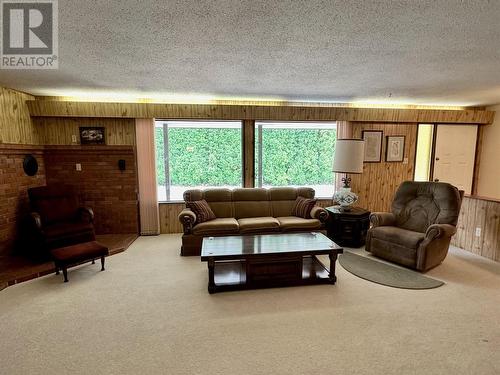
left=277, top=216, right=321, bottom=231
left=192, top=218, right=239, bottom=235
left=237, top=217, right=280, bottom=233
left=370, top=226, right=425, bottom=249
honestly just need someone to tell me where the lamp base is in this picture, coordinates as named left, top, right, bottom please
left=332, top=187, right=358, bottom=211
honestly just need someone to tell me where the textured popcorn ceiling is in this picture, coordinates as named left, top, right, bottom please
left=1, top=0, right=500, bottom=106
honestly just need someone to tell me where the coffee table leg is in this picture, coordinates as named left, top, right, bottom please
left=328, top=252, right=338, bottom=284
left=208, top=258, right=216, bottom=294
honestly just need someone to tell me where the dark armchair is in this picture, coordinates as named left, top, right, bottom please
left=27, top=185, right=95, bottom=258
left=366, top=181, right=463, bottom=272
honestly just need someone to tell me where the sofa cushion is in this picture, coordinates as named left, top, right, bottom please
left=186, top=200, right=216, bottom=223
left=277, top=216, right=321, bottom=231
left=237, top=217, right=280, bottom=234
left=192, top=218, right=239, bottom=235
left=291, top=197, right=317, bottom=218
left=370, top=226, right=425, bottom=249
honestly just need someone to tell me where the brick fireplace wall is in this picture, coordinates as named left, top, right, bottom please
left=0, top=145, right=46, bottom=256
left=43, top=145, right=139, bottom=234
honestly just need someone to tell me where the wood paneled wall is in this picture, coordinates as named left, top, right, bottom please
left=452, top=196, right=500, bottom=261
left=350, top=122, right=418, bottom=212
left=159, top=203, right=185, bottom=234
left=0, top=87, right=39, bottom=144
left=27, top=100, right=495, bottom=124
left=33, top=117, right=136, bottom=145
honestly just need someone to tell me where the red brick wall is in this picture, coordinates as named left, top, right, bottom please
left=44, top=145, right=139, bottom=234
left=0, top=145, right=46, bottom=256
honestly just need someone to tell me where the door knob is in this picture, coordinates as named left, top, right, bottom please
left=435, top=157, right=440, bottom=161
left=434, top=178, right=440, bottom=182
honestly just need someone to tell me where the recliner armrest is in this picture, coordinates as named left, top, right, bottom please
left=178, top=208, right=197, bottom=234
left=78, top=207, right=94, bottom=223
left=425, top=223, right=456, bottom=240
left=310, top=206, right=328, bottom=222
left=369, top=212, right=396, bottom=228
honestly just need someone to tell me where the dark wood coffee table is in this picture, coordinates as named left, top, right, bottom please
left=200, top=232, right=343, bottom=293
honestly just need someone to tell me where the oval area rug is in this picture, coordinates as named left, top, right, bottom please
left=339, top=251, right=444, bottom=289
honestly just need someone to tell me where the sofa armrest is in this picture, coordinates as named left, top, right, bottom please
left=310, top=206, right=328, bottom=222
left=29, top=212, right=43, bottom=231
left=178, top=208, right=197, bottom=234
left=369, top=212, right=396, bottom=228
left=425, top=223, right=456, bottom=241
left=78, top=206, right=94, bottom=223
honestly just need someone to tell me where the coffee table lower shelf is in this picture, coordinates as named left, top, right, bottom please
left=207, top=255, right=334, bottom=293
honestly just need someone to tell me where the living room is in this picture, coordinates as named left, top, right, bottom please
left=0, top=1, right=499, bottom=374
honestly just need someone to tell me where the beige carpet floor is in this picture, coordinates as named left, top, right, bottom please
left=0, top=234, right=499, bottom=375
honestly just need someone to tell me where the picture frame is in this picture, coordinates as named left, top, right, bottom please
left=79, top=127, right=106, bottom=145
left=385, top=135, right=405, bottom=162
left=362, top=130, right=383, bottom=162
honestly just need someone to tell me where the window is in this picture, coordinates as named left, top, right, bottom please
left=155, top=120, right=242, bottom=201
left=255, top=121, right=337, bottom=198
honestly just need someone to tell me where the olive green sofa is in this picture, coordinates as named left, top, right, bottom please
left=178, top=187, right=329, bottom=256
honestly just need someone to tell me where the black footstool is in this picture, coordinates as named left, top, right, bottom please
left=51, top=241, right=109, bottom=282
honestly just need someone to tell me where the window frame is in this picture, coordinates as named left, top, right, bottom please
left=254, top=120, right=337, bottom=198
left=155, top=119, right=244, bottom=202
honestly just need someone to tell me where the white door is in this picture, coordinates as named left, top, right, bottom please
left=433, top=124, right=477, bottom=194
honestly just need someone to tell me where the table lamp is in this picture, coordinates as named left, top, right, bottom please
left=332, top=139, right=364, bottom=211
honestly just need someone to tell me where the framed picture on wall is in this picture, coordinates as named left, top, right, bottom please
left=362, top=130, right=383, bottom=162
left=79, top=127, right=106, bottom=145
left=386, top=135, right=405, bottom=162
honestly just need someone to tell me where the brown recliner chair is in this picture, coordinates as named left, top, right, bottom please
left=366, top=181, right=463, bottom=272
left=27, top=185, right=95, bottom=259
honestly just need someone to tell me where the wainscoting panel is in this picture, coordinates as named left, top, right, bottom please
left=159, top=203, right=185, bottom=234
left=452, top=196, right=500, bottom=261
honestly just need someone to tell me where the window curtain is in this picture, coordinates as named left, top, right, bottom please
left=135, top=118, right=160, bottom=235
left=335, top=121, right=353, bottom=191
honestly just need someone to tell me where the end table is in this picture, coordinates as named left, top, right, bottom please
left=325, top=206, right=370, bottom=248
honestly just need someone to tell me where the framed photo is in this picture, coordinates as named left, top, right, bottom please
left=362, top=130, right=383, bottom=162
left=79, top=127, right=106, bottom=145
left=386, top=135, right=405, bottom=162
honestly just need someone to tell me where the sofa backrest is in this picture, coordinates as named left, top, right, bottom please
left=269, top=187, right=315, bottom=217
left=183, top=188, right=234, bottom=218
left=391, top=181, right=462, bottom=233
left=183, top=187, right=316, bottom=218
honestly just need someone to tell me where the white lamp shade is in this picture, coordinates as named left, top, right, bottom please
left=333, top=139, right=365, bottom=174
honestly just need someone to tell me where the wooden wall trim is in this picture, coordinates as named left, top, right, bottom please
left=243, top=120, right=255, bottom=187
left=26, top=100, right=495, bottom=124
